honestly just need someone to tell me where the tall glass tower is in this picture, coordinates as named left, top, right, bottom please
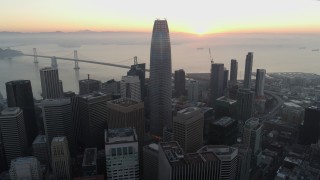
left=149, top=19, right=172, bottom=136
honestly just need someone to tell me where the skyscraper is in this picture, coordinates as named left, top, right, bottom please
left=32, top=135, right=50, bottom=167
left=243, top=52, right=253, bottom=89
left=9, top=157, right=42, bottom=180
left=42, top=99, right=75, bottom=154
left=210, top=63, right=225, bottom=104
left=120, top=76, right=141, bottom=102
left=143, top=144, right=159, bottom=180
left=173, top=107, right=204, bottom=153
left=79, top=78, right=101, bottom=95
left=105, top=128, right=139, bottom=180
left=299, top=106, right=320, bottom=145
left=149, top=19, right=172, bottom=136
left=230, top=59, right=238, bottom=86
left=232, top=144, right=251, bottom=180
left=187, top=79, right=199, bottom=102
left=79, top=92, right=110, bottom=148
left=255, top=69, right=266, bottom=98
left=242, top=117, right=262, bottom=167
left=51, top=136, right=72, bottom=180
left=198, top=145, right=238, bottom=180
left=6, top=80, right=37, bottom=145
left=127, top=63, right=146, bottom=100
left=174, top=69, right=186, bottom=97
left=223, top=68, right=229, bottom=91
left=237, top=89, right=254, bottom=121
left=40, top=67, right=61, bottom=99
left=0, top=107, right=27, bottom=167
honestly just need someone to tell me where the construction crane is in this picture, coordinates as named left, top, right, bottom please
left=209, top=48, right=214, bottom=64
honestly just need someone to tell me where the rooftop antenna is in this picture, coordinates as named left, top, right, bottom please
left=209, top=48, right=214, bottom=64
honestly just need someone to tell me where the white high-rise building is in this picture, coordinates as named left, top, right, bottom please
left=255, top=69, right=266, bottom=98
left=120, top=76, right=141, bottom=102
left=9, top=156, right=42, bottom=180
left=40, top=67, right=61, bottom=99
left=105, top=128, right=139, bottom=180
left=187, top=79, right=199, bottom=102
left=51, top=136, right=71, bottom=180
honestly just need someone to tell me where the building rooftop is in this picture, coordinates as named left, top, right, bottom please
left=52, top=136, right=66, bottom=142
left=121, top=76, right=140, bottom=83
left=82, top=148, right=97, bottom=167
left=245, top=117, right=262, bottom=130
left=284, top=102, right=302, bottom=109
left=160, top=141, right=218, bottom=166
left=198, top=145, right=238, bottom=161
left=212, top=116, right=236, bottom=127
left=41, top=98, right=70, bottom=106
left=105, top=128, right=137, bottom=144
left=216, top=96, right=237, bottom=104
left=109, top=98, right=139, bottom=107
left=40, top=67, right=56, bottom=71
left=11, top=156, right=38, bottom=164
left=79, top=79, right=101, bottom=84
left=0, top=107, right=21, bottom=116
left=308, top=106, right=320, bottom=111
left=80, top=92, right=107, bottom=100
left=6, top=80, right=30, bottom=85
left=32, top=135, right=47, bottom=144
left=145, top=143, right=159, bottom=152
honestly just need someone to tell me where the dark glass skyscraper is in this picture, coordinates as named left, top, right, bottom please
left=243, top=52, right=253, bottom=89
left=230, top=59, right=238, bottom=86
left=174, top=69, right=186, bottom=97
left=210, top=63, right=224, bottom=104
left=6, top=80, right=37, bottom=145
left=299, top=106, right=320, bottom=145
left=149, top=20, right=172, bottom=136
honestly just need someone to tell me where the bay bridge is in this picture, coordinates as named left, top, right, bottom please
left=23, top=48, right=149, bottom=71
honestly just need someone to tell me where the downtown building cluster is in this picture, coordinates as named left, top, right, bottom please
left=1, top=19, right=320, bottom=180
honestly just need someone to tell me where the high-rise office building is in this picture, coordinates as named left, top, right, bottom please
left=255, top=69, right=266, bottom=98
left=208, top=116, right=238, bottom=146
left=232, top=144, right=251, bottom=180
left=299, top=106, right=320, bottom=145
left=42, top=99, right=75, bottom=154
left=223, top=69, right=229, bottom=90
left=210, top=63, right=224, bottom=104
left=0, top=140, right=6, bottom=172
left=159, top=141, right=221, bottom=180
left=243, top=52, right=253, bottom=89
left=215, top=96, right=237, bottom=119
left=79, top=92, right=110, bottom=148
left=82, top=148, right=97, bottom=176
left=32, top=135, right=50, bottom=167
left=127, top=63, right=146, bottom=100
left=106, top=98, right=144, bottom=173
left=187, top=79, right=199, bottom=102
left=79, top=78, right=101, bottom=95
left=173, top=107, right=204, bottom=153
left=237, top=89, right=254, bottom=121
left=0, top=107, right=27, bottom=167
left=149, top=19, right=172, bottom=136
left=198, top=145, right=238, bottom=180
left=100, top=79, right=120, bottom=96
left=230, top=59, right=238, bottom=86
left=120, top=76, right=141, bottom=102
left=51, top=136, right=72, bottom=180
left=105, top=128, right=139, bottom=180
left=9, top=157, right=42, bottom=180
left=174, top=69, right=186, bottom=97
left=143, top=144, right=159, bottom=180
left=243, top=117, right=262, bottom=167
left=40, top=67, right=61, bottom=99
left=6, top=80, right=37, bottom=145
left=106, top=98, right=144, bottom=147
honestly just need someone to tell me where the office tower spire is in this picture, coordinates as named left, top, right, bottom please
left=149, top=19, right=172, bottom=135
left=243, top=52, right=253, bottom=89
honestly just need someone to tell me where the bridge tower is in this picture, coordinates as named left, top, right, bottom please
left=51, top=56, right=58, bottom=68
left=33, top=48, right=38, bottom=63
left=74, top=50, right=80, bottom=70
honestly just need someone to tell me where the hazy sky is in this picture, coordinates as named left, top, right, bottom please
left=1, top=0, right=320, bottom=34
